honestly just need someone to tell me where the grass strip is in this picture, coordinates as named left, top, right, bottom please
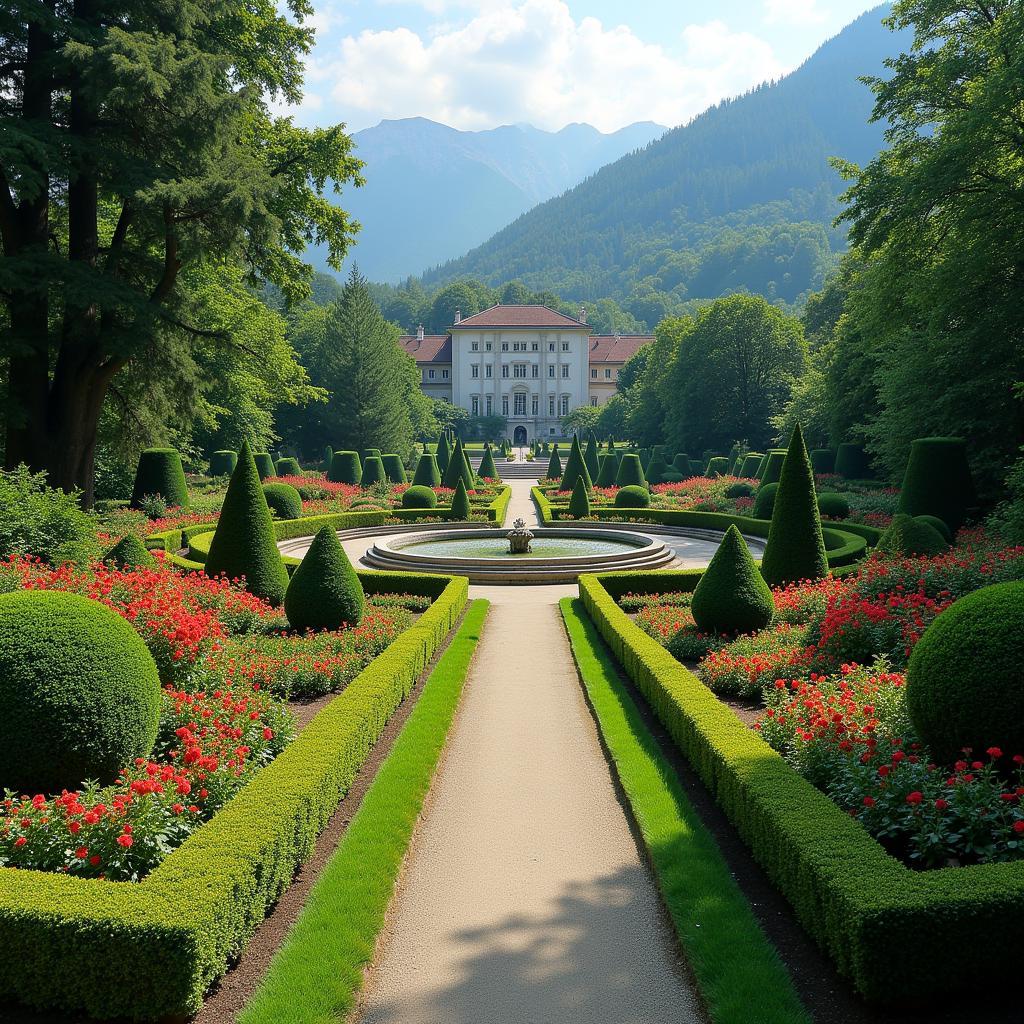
left=559, top=597, right=810, bottom=1024
left=240, top=599, right=490, bottom=1024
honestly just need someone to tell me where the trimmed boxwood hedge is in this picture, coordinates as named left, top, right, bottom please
left=816, top=491, right=850, bottom=519
left=361, top=456, right=386, bottom=487
left=752, top=482, right=778, bottom=519
left=402, top=485, right=437, bottom=509
left=412, top=453, right=441, bottom=487
left=614, top=484, right=650, bottom=508
left=284, top=526, right=364, bottom=631
left=275, top=457, right=301, bottom=477
left=595, top=453, right=618, bottom=487
left=262, top=482, right=303, bottom=521
left=561, top=436, right=592, bottom=494
left=579, top=572, right=1024, bottom=1002
left=0, top=572, right=467, bottom=1020
left=615, top=453, right=646, bottom=488
left=450, top=479, right=471, bottom=519
left=546, top=446, right=562, bottom=480
left=896, top=436, right=973, bottom=533
left=131, top=448, right=189, bottom=509
left=835, top=442, right=872, bottom=480
left=876, top=513, right=949, bottom=557
left=104, top=533, right=157, bottom=569
left=809, top=449, right=835, bottom=475
left=381, top=455, right=407, bottom=485
left=568, top=477, right=591, bottom=518
left=738, top=453, right=762, bottom=477
left=672, top=453, right=692, bottom=476
left=758, top=449, right=788, bottom=485
left=690, top=525, right=773, bottom=635
left=252, top=452, right=275, bottom=481
left=328, top=451, right=361, bottom=485
left=705, top=456, right=729, bottom=478
left=209, top=450, right=237, bottom=477
left=478, top=445, right=499, bottom=481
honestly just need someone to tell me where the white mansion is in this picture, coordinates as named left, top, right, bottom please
left=400, top=304, right=652, bottom=444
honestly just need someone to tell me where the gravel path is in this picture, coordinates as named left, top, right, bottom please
left=355, top=479, right=702, bottom=1024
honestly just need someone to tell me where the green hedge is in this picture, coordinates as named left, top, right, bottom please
left=579, top=572, right=1024, bottom=1002
left=0, top=572, right=468, bottom=1019
left=130, top=448, right=189, bottom=509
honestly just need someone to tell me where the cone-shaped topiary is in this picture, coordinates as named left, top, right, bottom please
left=896, top=437, right=973, bottom=533
left=672, top=453, right=692, bottom=476
left=645, top=452, right=668, bottom=485
left=596, top=453, right=618, bottom=487
left=615, top=453, right=647, bottom=488
left=263, top=482, right=303, bottom=520
left=584, top=432, right=600, bottom=482
left=130, top=448, right=189, bottom=509
left=615, top=484, right=651, bottom=508
left=739, top=453, right=763, bottom=477
left=329, top=450, right=362, bottom=485
left=759, top=450, right=788, bottom=485
left=443, top=438, right=474, bottom=490
left=546, top=445, right=562, bottom=480
left=691, top=525, right=774, bottom=635
left=835, top=442, right=872, bottom=480
left=253, top=452, right=275, bottom=481
left=284, top=526, right=364, bottom=632
left=361, top=455, right=386, bottom=486
left=0, top=590, right=161, bottom=793
left=210, top=450, right=237, bottom=476
left=760, top=424, right=828, bottom=587
left=875, top=514, right=949, bottom=557
left=412, top=453, right=441, bottom=487
left=450, top=479, right=471, bottom=519
left=810, top=449, right=835, bottom=475
left=479, top=445, right=499, bottom=480
left=817, top=491, right=850, bottom=520
left=381, top=454, right=407, bottom=484
left=753, top=482, right=779, bottom=519
left=402, top=485, right=438, bottom=509
left=204, top=440, right=289, bottom=605
left=915, top=514, right=953, bottom=544
left=435, top=433, right=451, bottom=476
left=568, top=477, right=591, bottom=518
left=706, top=456, right=729, bottom=477
left=906, top=581, right=1024, bottom=764
left=561, top=435, right=592, bottom=494
left=104, top=533, right=157, bottom=570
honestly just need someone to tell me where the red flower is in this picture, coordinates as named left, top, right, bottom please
left=75, top=846, right=88, bottom=859
left=862, top=796, right=876, bottom=807
left=906, top=791, right=923, bottom=805
left=934, top=799, right=948, bottom=811
left=1014, top=821, right=1024, bottom=835
left=116, top=834, right=133, bottom=848
left=14, top=837, right=26, bottom=848
left=987, top=747, right=1004, bottom=759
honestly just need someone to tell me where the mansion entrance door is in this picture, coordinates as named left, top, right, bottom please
left=513, top=426, right=527, bottom=446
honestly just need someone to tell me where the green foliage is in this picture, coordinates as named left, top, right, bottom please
left=706, top=456, right=729, bottom=478
left=0, top=466, right=99, bottom=566
left=906, top=582, right=1024, bottom=764
left=595, top=453, right=618, bottom=487
left=402, top=486, right=438, bottom=510
left=362, top=449, right=382, bottom=463
left=210, top=451, right=238, bottom=476
left=615, top=485, right=651, bottom=509
left=738, top=453, right=763, bottom=476
left=104, top=534, right=157, bottom=570
left=262, top=483, right=303, bottom=521
left=412, top=453, right=441, bottom=487
left=875, top=514, right=949, bottom=558
left=285, top=527, right=364, bottom=632
left=435, top=433, right=452, bottom=475
left=816, top=492, right=850, bottom=519
left=691, top=525, right=775, bottom=635
left=275, top=457, right=301, bottom=477
left=361, top=456, right=386, bottom=487
left=478, top=445, right=499, bottom=481
left=381, top=455, right=407, bottom=484
left=726, top=482, right=755, bottom=499
left=253, top=453, right=275, bottom=481
left=896, top=437, right=973, bottom=533
left=204, top=441, right=289, bottom=606
left=834, top=442, right=871, bottom=480
left=561, top=435, right=592, bottom=494
left=130, top=449, right=189, bottom=509
left=0, top=591, right=161, bottom=793
left=450, top=479, right=471, bottom=520
left=809, top=449, right=835, bottom=475
left=914, top=514, right=952, bottom=544
left=329, top=451, right=362, bottom=485
left=672, top=453, right=692, bottom=476
left=568, top=478, right=592, bottom=518
left=584, top=432, right=600, bottom=482
left=645, top=451, right=669, bottom=485
left=759, top=450, right=788, bottom=485
left=442, top=438, right=474, bottom=490
left=753, top=482, right=779, bottom=519
left=546, top=446, right=563, bottom=480
left=760, top=424, right=828, bottom=586
left=615, top=453, right=647, bottom=489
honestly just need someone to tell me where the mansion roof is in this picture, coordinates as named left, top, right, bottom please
left=451, top=304, right=587, bottom=329
left=399, top=331, right=652, bottom=366
left=400, top=335, right=451, bottom=362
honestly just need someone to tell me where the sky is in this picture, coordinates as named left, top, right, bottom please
left=285, top=0, right=887, bottom=134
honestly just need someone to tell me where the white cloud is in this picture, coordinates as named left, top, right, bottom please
left=762, top=0, right=827, bottom=27
left=298, top=0, right=786, bottom=133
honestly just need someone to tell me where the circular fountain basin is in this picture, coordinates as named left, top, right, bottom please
left=361, top=527, right=676, bottom=584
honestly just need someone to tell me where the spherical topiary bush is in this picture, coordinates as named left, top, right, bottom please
left=835, top=442, right=872, bottom=480
left=402, top=485, right=437, bottom=509
left=876, top=514, right=949, bottom=557
left=615, top=484, right=651, bottom=508
left=906, top=582, right=1024, bottom=764
left=361, top=456, right=386, bottom=487
left=0, top=590, right=161, bottom=794
left=209, top=450, right=237, bottom=477
left=705, top=456, right=729, bottom=478
left=753, top=482, right=779, bottom=519
left=263, top=482, right=303, bottom=520
left=739, top=453, right=763, bottom=477
left=615, top=453, right=647, bottom=489
left=130, top=448, right=189, bottom=509
left=329, top=451, right=362, bottom=485
left=691, top=525, right=774, bottom=636
left=726, top=482, right=754, bottom=499
left=759, top=450, right=788, bottom=486
left=412, top=454, right=441, bottom=487
left=817, top=491, right=850, bottom=520
left=568, top=477, right=591, bottom=518
left=104, top=533, right=157, bottom=570
left=253, top=452, right=275, bottom=481
left=381, top=454, right=407, bottom=484
left=450, top=479, right=471, bottom=519
left=285, top=526, right=364, bottom=632
left=915, top=514, right=953, bottom=544
left=275, top=456, right=301, bottom=477
left=810, top=449, right=835, bottom=475
left=896, top=437, right=974, bottom=533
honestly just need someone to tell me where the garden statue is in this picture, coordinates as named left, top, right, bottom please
left=507, top=517, right=534, bottom=554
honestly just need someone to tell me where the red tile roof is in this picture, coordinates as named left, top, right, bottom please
left=399, top=335, right=451, bottom=363
left=589, top=335, right=653, bottom=363
left=451, top=304, right=587, bottom=329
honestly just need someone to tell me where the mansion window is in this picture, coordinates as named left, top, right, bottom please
left=514, top=392, right=527, bottom=417
left=548, top=342, right=555, bottom=352
left=532, top=394, right=539, bottom=416
left=531, top=342, right=539, bottom=351
left=442, top=369, right=449, bottom=379
left=560, top=395, right=570, bottom=416
left=486, top=342, right=492, bottom=351
left=428, top=369, right=435, bottom=380
left=562, top=342, right=570, bottom=352
left=548, top=365, right=555, bottom=378
left=485, top=364, right=492, bottom=378
left=486, top=395, right=493, bottom=415
left=591, top=368, right=598, bottom=378
left=513, top=364, right=527, bottom=378
left=471, top=395, right=480, bottom=415
left=471, top=364, right=479, bottom=378
left=501, top=342, right=509, bottom=351
left=561, top=364, right=570, bottom=378
left=590, top=396, right=598, bottom=407
left=502, top=395, right=509, bottom=416
left=502, top=365, right=509, bottom=378
left=531, top=364, right=539, bottom=378
left=605, top=368, right=612, bottom=379
left=548, top=396, right=555, bottom=416
left=471, top=342, right=479, bottom=351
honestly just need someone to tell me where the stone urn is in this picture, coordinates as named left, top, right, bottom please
left=507, top=517, right=534, bottom=554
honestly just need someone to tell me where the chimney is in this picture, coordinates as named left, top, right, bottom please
left=579, top=305, right=587, bottom=323
left=454, top=309, right=462, bottom=324
left=416, top=324, right=424, bottom=341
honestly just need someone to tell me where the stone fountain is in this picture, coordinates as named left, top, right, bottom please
left=506, top=517, right=534, bottom=554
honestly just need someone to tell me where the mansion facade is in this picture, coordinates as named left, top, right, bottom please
left=400, top=304, right=652, bottom=444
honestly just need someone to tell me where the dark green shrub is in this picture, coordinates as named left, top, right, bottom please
left=835, top=442, right=872, bottom=480
left=361, top=456, right=386, bottom=487
left=402, top=485, right=437, bottom=509
left=760, top=424, right=828, bottom=587
left=381, top=455, right=407, bottom=484
left=672, top=453, right=692, bottom=476
left=595, top=454, right=618, bottom=487
left=915, top=514, right=953, bottom=543
left=753, top=482, right=779, bottom=519
left=262, top=482, right=303, bottom=520
left=0, top=590, right=161, bottom=793
left=275, top=456, right=301, bottom=477
left=615, top=453, right=646, bottom=488
left=810, top=449, right=835, bottom=475
left=726, top=482, right=754, bottom=499
left=875, top=514, right=949, bottom=557
left=328, top=451, right=362, bottom=485
left=284, top=526, right=364, bottom=632
left=104, top=534, right=157, bottom=569
left=412, top=453, right=441, bottom=487
left=706, top=456, right=729, bottom=477
left=209, top=451, right=237, bottom=476
left=546, top=446, right=562, bottom=480
left=362, top=449, right=382, bottom=464
left=817, top=491, right=850, bottom=519
left=204, top=441, right=289, bottom=605
left=478, top=445, right=499, bottom=480
left=435, top=433, right=451, bottom=475
left=615, top=484, right=651, bottom=508
left=568, top=477, right=591, bottom=518
left=561, top=436, right=592, bottom=494
left=442, top=438, right=474, bottom=490
left=584, top=432, right=600, bottom=482
left=739, top=453, right=763, bottom=477
left=130, top=448, right=189, bottom=509
left=896, top=437, right=973, bottom=533
left=906, top=581, right=1024, bottom=764
left=645, top=452, right=668, bottom=485
left=661, top=470, right=685, bottom=483
left=252, top=452, right=275, bottom=481
left=321, top=445, right=334, bottom=472
left=450, top=479, right=471, bottom=519
left=759, top=450, right=788, bottom=486
left=690, top=459, right=705, bottom=476
left=691, top=525, right=774, bottom=635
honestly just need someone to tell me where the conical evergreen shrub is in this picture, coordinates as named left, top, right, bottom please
left=739, top=453, right=763, bottom=477
left=479, top=445, right=499, bottom=480
left=361, top=456, right=386, bottom=486
left=284, top=526, right=364, bottom=631
left=275, top=456, right=301, bottom=477
left=809, top=449, right=835, bottom=475
left=896, top=437, right=973, bottom=533
left=584, top=432, right=600, bottom=481
left=561, top=436, right=592, bottom=493
left=568, top=477, right=591, bottom=518
left=692, top=525, right=774, bottom=635
left=435, top=433, right=451, bottom=475
left=329, top=450, right=362, bottom=485
left=253, top=452, right=275, bottom=481
left=104, top=534, right=157, bottom=570
left=615, top=453, right=646, bottom=488
left=546, top=446, right=562, bottom=481
left=412, top=453, right=441, bottom=487
left=204, top=441, right=289, bottom=605
left=759, top=424, right=828, bottom=587
left=835, top=442, right=872, bottom=480
left=876, top=514, right=949, bottom=557
left=130, top=448, right=189, bottom=509
left=443, top=438, right=474, bottom=490
left=596, top=453, right=618, bottom=487
left=450, top=479, right=471, bottom=519
left=381, top=454, right=407, bottom=484
left=209, top=450, right=237, bottom=477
